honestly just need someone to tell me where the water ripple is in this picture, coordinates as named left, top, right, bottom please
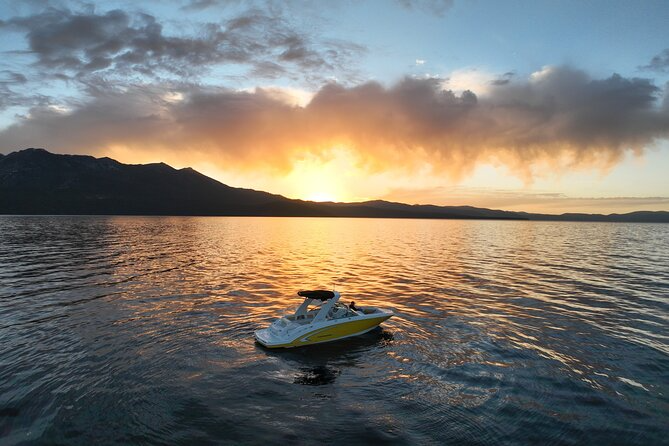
left=0, top=216, right=668, bottom=445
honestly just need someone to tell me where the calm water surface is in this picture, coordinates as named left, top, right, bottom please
left=1, top=216, right=668, bottom=445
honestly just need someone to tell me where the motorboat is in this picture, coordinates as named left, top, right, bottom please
left=254, top=290, right=394, bottom=348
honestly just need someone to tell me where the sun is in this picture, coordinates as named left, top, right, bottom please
left=306, top=191, right=338, bottom=202
left=274, top=146, right=389, bottom=203
left=284, top=149, right=356, bottom=203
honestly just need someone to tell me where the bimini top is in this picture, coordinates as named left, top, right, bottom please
left=297, top=290, right=335, bottom=300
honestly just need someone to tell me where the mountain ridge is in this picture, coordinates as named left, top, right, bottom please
left=1, top=148, right=667, bottom=222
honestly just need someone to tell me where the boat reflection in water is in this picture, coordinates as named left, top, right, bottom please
left=293, top=366, right=341, bottom=386
left=255, top=290, right=394, bottom=348
left=259, top=326, right=394, bottom=387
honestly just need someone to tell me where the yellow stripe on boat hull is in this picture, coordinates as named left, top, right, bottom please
left=261, top=315, right=391, bottom=348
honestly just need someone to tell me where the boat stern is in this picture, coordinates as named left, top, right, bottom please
left=254, top=328, right=290, bottom=349
left=254, top=328, right=272, bottom=347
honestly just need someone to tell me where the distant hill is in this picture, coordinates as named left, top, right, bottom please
left=1, top=148, right=667, bottom=222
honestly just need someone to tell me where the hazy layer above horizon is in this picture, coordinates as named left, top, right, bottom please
left=2, top=148, right=668, bottom=221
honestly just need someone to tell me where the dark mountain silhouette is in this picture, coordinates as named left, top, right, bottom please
left=1, top=148, right=667, bottom=222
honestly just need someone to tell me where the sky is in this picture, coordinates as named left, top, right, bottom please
left=1, top=0, right=668, bottom=214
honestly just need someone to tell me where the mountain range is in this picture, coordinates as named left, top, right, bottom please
left=1, top=148, right=667, bottom=222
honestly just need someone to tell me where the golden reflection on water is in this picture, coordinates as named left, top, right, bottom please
left=90, top=217, right=668, bottom=395
left=13, top=216, right=666, bottom=401
left=2, top=216, right=668, bottom=444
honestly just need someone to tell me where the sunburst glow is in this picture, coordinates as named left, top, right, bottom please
left=306, top=191, right=338, bottom=202
left=282, top=148, right=359, bottom=203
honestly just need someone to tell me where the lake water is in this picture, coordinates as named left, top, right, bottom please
left=1, top=216, right=668, bottom=445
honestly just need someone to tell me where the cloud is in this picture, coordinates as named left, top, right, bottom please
left=396, top=0, right=454, bottom=16
left=186, top=0, right=455, bottom=17
left=0, top=6, right=364, bottom=83
left=642, top=48, right=669, bottom=73
left=490, top=71, right=515, bottom=86
left=444, top=68, right=497, bottom=94
left=1, top=66, right=668, bottom=180
left=0, top=71, right=28, bottom=84
left=181, top=0, right=224, bottom=10
left=0, top=70, right=52, bottom=112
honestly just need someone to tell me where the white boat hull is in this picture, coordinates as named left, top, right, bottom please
left=255, top=310, right=393, bottom=348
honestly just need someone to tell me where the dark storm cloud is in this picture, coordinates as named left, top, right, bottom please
left=0, top=7, right=364, bottom=82
left=642, top=49, right=669, bottom=73
left=1, top=66, right=668, bottom=178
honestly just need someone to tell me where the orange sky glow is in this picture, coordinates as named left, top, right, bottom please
left=1, top=2, right=668, bottom=215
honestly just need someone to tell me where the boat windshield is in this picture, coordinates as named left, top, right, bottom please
left=329, top=303, right=357, bottom=319
left=288, top=299, right=326, bottom=318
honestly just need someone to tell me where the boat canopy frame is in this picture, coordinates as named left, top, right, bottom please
left=297, top=290, right=335, bottom=301
left=295, top=290, right=341, bottom=323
